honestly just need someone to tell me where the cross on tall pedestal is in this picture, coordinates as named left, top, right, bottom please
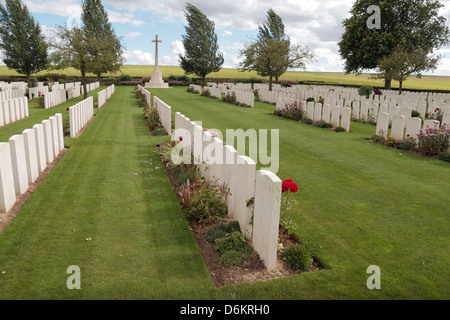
left=145, top=34, right=169, bottom=88
left=152, top=34, right=162, bottom=71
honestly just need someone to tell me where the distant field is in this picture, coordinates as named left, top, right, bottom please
left=1, top=65, right=449, bottom=92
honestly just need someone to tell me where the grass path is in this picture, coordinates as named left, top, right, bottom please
left=0, top=86, right=214, bottom=299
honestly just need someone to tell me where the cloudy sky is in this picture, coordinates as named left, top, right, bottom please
left=3, top=0, right=450, bottom=75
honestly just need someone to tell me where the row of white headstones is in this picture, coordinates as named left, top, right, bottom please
left=0, top=113, right=65, bottom=213
left=141, top=85, right=283, bottom=271
left=98, top=85, right=115, bottom=109
left=0, top=97, right=29, bottom=127
left=0, top=88, right=114, bottom=214
left=43, top=82, right=101, bottom=109
left=190, top=84, right=255, bottom=108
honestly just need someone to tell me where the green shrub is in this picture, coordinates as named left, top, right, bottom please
left=417, top=126, right=450, bottom=156
left=282, top=244, right=312, bottom=271
left=37, top=94, right=45, bottom=108
left=176, top=167, right=197, bottom=187
left=214, top=231, right=252, bottom=257
left=220, top=250, right=245, bottom=267
left=372, top=135, right=384, bottom=143
left=358, top=85, right=373, bottom=98
left=201, top=88, right=211, bottom=97
left=384, top=135, right=400, bottom=148
left=118, top=74, right=132, bottom=82
left=206, top=221, right=242, bottom=244
left=306, top=97, right=315, bottom=103
left=411, top=110, right=420, bottom=118
left=398, top=141, right=414, bottom=151
left=249, top=77, right=265, bottom=84
left=302, top=118, right=313, bottom=125
left=206, top=225, right=228, bottom=243
left=143, top=105, right=161, bottom=130
left=314, top=121, right=333, bottom=129
left=223, top=91, right=237, bottom=104
left=438, top=152, right=450, bottom=163
left=274, top=101, right=303, bottom=121
left=335, top=126, right=346, bottom=132
left=178, top=176, right=229, bottom=223
left=169, top=75, right=192, bottom=83
left=225, top=220, right=241, bottom=233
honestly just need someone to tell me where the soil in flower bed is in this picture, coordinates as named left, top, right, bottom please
left=157, top=144, right=325, bottom=287
left=190, top=221, right=298, bottom=287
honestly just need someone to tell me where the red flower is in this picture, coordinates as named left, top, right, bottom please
left=282, top=179, right=298, bottom=193
left=179, top=137, right=183, bottom=142
left=66, top=107, right=69, bottom=111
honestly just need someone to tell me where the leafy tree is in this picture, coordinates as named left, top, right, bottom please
left=239, top=8, right=315, bottom=91
left=51, top=26, right=93, bottom=99
left=81, top=0, right=124, bottom=83
left=0, top=0, right=48, bottom=83
left=379, top=46, right=439, bottom=94
left=339, top=0, right=449, bottom=89
left=179, top=3, right=224, bottom=86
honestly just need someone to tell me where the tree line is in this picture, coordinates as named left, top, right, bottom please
left=174, top=1, right=450, bottom=93
left=0, top=0, right=123, bottom=99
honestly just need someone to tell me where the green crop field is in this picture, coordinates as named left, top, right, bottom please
left=1, top=65, right=449, bottom=92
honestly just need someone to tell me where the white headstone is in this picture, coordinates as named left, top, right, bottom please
left=252, top=170, right=282, bottom=271
left=391, top=115, right=406, bottom=141
left=233, top=155, right=256, bottom=238
left=306, top=102, right=314, bottom=120
left=22, top=129, right=39, bottom=184
left=341, top=107, right=352, bottom=132
left=32, top=124, right=47, bottom=173
left=313, top=103, right=322, bottom=122
left=375, top=113, right=389, bottom=138
left=9, top=135, right=29, bottom=195
left=322, top=104, right=331, bottom=123
left=405, top=118, right=422, bottom=142
left=42, top=120, right=54, bottom=164
left=331, top=105, right=341, bottom=128
left=0, top=143, right=16, bottom=212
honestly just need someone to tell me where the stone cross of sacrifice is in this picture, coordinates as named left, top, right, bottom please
left=152, top=34, right=162, bottom=71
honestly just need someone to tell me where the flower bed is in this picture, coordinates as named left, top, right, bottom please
left=371, top=123, right=450, bottom=162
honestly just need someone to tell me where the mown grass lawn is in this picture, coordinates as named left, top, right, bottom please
left=0, top=86, right=448, bottom=300
left=148, top=87, right=450, bottom=300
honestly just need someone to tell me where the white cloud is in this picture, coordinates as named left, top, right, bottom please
left=170, top=40, right=185, bottom=55
left=222, top=30, right=232, bottom=37
left=107, top=10, right=145, bottom=26
left=123, top=50, right=154, bottom=65
left=124, top=32, right=143, bottom=38
left=161, top=55, right=180, bottom=66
